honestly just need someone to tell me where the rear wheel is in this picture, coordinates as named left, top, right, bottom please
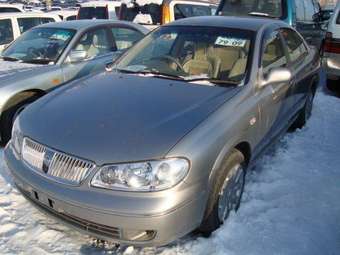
left=199, top=149, right=246, bottom=236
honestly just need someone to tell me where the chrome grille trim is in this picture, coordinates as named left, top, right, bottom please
left=22, top=138, right=95, bottom=185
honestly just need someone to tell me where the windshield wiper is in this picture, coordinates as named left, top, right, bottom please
left=185, top=77, right=239, bottom=86
left=1, top=56, right=20, bottom=62
left=248, top=12, right=276, bottom=18
left=22, top=59, right=53, bottom=64
left=116, top=68, right=185, bottom=81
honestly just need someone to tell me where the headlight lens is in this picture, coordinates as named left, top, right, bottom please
left=11, top=118, right=23, bottom=155
left=91, top=158, right=189, bottom=191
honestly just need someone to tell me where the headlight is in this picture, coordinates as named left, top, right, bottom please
left=11, top=118, right=23, bottom=155
left=91, top=158, right=189, bottom=191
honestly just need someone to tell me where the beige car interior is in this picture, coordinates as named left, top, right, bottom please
left=74, top=31, right=110, bottom=59
left=181, top=41, right=249, bottom=81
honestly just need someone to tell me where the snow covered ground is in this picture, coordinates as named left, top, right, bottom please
left=0, top=89, right=340, bottom=255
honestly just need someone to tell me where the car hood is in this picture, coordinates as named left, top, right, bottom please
left=0, top=60, right=51, bottom=87
left=21, top=72, right=240, bottom=165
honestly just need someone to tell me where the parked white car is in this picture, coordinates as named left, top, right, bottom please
left=77, top=1, right=121, bottom=20
left=49, top=10, right=77, bottom=21
left=0, top=13, right=61, bottom=52
left=0, top=3, right=24, bottom=13
left=323, top=1, right=340, bottom=85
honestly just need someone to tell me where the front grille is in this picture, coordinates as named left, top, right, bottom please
left=17, top=185, right=121, bottom=239
left=22, top=138, right=95, bottom=185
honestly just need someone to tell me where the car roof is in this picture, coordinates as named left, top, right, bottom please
left=35, top=19, right=150, bottom=34
left=165, top=15, right=287, bottom=31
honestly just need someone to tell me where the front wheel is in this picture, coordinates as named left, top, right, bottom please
left=199, top=149, right=246, bottom=236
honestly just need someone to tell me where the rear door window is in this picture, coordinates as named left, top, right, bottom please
left=17, top=17, right=56, bottom=33
left=78, top=7, right=108, bottom=19
left=174, top=4, right=214, bottom=20
left=0, top=19, right=14, bottom=45
left=111, top=27, right=144, bottom=50
left=280, top=28, right=307, bottom=63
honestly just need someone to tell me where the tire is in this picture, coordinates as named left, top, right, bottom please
left=290, top=89, right=315, bottom=130
left=199, top=149, right=246, bottom=236
left=0, top=93, right=39, bottom=145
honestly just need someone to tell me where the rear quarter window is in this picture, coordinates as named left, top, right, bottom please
left=337, top=11, right=340, bottom=24
left=0, top=19, right=13, bottom=45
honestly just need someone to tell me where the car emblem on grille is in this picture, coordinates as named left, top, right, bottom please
left=43, top=150, right=54, bottom=174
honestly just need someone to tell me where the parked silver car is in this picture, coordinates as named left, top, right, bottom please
left=0, top=20, right=148, bottom=144
left=5, top=16, right=320, bottom=247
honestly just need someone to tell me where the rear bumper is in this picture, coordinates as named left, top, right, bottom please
left=4, top=144, right=207, bottom=247
left=323, top=53, right=340, bottom=80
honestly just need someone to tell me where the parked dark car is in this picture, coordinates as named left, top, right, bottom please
left=216, top=0, right=331, bottom=49
left=5, top=16, right=320, bottom=247
left=0, top=20, right=148, bottom=145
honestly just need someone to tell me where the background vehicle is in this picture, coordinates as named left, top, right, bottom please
left=322, top=1, right=340, bottom=86
left=77, top=1, right=121, bottom=20
left=4, top=16, right=320, bottom=247
left=49, top=10, right=77, bottom=21
left=0, top=3, right=24, bottom=12
left=119, top=0, right=217, bottom=29
left=0, top=12, right=61, bottom=52
left=0, top=20, right=148, bottom=144
left=216, top=0, right=331, bottom=49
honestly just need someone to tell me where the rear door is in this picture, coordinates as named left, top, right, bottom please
left=61, top=26, right=116, bottom=82
left=0, top=18, right=14, bottom=52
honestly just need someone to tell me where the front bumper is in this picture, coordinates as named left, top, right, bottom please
left=322, top=53, right=340, bottom=80
left=4, top=144, right=207, bottom=247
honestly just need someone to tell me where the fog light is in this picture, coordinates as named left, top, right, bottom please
left=121, top=229, right=156, bottom=241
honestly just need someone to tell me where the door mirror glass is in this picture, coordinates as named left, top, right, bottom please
left=67, top=50, right=87, bottom=63
left=260, top=68, right=292, bottom=87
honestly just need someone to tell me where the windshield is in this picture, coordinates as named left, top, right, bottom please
left=2, top=28, right=75, bottom=64
left=218, top=0, right=283, bottom=18
left=115, top=26, right=253, bottom=85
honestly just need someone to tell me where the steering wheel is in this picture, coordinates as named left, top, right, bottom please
left=151, top=55, right=185, bottom=72
left=27, top=47, right=45, bottom=59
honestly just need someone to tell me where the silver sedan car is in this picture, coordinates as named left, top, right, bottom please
left=0, top=20, right=148, bottom=144
left=5, top=17, right=320, bottom=247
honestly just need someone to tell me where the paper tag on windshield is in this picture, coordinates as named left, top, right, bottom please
left=215, top=37, right=247, bottom=47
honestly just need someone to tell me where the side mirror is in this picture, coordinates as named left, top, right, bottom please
left=260, top=68, right=292, bottom=88
left=66, top=50, right=87, bottom=63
